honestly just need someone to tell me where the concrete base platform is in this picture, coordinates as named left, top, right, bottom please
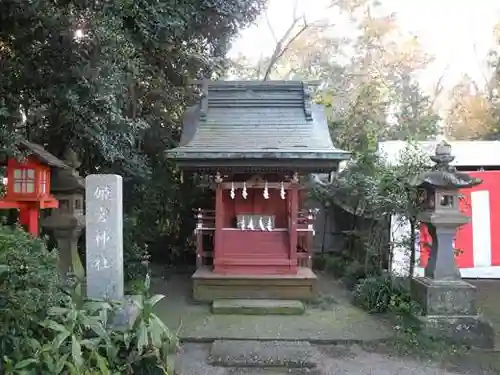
left=212, top=299, right=305, bottom=315
left=411, top=277, right=495, bottom=348
left=419, top=314, right=495, bottom=349
left=411, top=277, right=478, bottom=315
left=193, top=267, right=317, bottom=302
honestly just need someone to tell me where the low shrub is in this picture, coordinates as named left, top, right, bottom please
left=324, top=255, right=346, bottom=278
left=341, top=260, right=366, bottom=290
left=123, top=216, right=149, bottom=283
left=2, top=274, right=177, bottom=374
left=312, top=254, right=327, bottom=271
left=0, top=225, right=177, bottom=374
left=0, top=225, right=66, bottom=361
left=352, top=274, right=420, bottom=315
left=322, top=252, right=371, bottom=286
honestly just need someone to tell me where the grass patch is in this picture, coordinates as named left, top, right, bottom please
left=306, top=293, right=338, bottom=310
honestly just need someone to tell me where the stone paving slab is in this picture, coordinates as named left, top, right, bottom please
left=156, top=299, right=392, bottom=343
left=152, top=274, right=392, bottom=343
left=209, top=340, right=321, bottom=368
left=175, top=343, right=227, bottom=375
left=175, top=343, right=474, bottom=375
left=212, top=299, right=305, bottom=315
left=226, top=369, right=323, bottom=375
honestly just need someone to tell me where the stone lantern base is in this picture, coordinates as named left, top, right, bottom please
left=411, top=277, right=495, bottom=348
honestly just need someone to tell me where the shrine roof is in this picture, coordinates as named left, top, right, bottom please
left=21, top=141, right=70, bottom=169
left=166, top=80, right=350, bottom=171
left=0, top=140, right=70, bottom=169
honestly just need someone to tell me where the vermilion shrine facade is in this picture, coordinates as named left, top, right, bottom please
left=166, top=80, right=350, bottom=301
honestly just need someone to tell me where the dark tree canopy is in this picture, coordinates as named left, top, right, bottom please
left=0, top=0, right=266, bottom=263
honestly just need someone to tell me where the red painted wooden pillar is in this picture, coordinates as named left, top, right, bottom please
left=214, top=183, right=224, bottom=269
left=289, top=185, right=298, bottom=270
left=19, top=207, right=29, bottom=227
left=19, top=205, right=39, bottom=236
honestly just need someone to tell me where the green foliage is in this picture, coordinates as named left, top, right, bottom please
left=0, top=225, right=66, bottom=361
left=322, top=252, right=373, bottom=290
left=2, top=273, right=177, bottom=374
left=341, top=260, right=367, bottom=290
left=123, top=216, right=148, bottom=283
left=312, top=254, right=327, bottom=271
left=313, top=142, right=428, bottom=277
left=0, top=225, right=177, bottom=374
left=324, top=254, right=348, bottom=278
left=352, top=274, right=420, bottom=315
left=0, top=0, right=267, bottom=266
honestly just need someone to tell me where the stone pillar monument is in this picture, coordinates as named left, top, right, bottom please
left=85, top=174, right=137, bottom=328
left=85, top=174, right=124, bottom=300
left=42, top=149, right=85, bottom=276
left=410, top=141, right=495, bottom=348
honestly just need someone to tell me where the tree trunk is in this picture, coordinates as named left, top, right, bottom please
left=408, top=216, right=417, bottom=278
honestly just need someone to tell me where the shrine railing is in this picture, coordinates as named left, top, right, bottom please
left=193, top=208, right=214, bottom=267
left=192, top=208, right=317, bottom=269
left=296, top=209, right=316, bottom=268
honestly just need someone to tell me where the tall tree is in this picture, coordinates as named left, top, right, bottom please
left=228, top=0, right=439, bottom=149
left=0, top=0, right=267, bottom=260
left=445, top=75, right=496, bottom=140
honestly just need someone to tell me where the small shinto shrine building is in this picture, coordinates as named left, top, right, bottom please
left=167, top=80, right=350, bottom=301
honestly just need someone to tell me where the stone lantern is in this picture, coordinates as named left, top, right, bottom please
left=410, top=141, right=494, bottom=348
left=42, top=149, right=85, bottom=276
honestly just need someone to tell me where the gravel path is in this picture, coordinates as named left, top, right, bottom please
left=175, top=343, right=494, bottom=375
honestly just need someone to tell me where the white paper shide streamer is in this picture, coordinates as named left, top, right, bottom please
left=242, top=181, right=248, bottom=199
left=230, top=181, right=235, bottom=199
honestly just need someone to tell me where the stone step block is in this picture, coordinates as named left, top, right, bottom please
left=226, top=368, right=323, bottom=375
left=208, top=340, right=321, bottom=368
left=212, top=299, right=305, bottom=315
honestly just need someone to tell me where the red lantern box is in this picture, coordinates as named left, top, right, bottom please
left=0, top=141, right=70, bottom=236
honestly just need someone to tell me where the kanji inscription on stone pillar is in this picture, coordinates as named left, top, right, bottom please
left=85, top=174, right=124, bottom=300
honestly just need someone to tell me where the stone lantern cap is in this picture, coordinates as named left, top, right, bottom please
left=410, top=141, right=482, bottom=190
left=50, top=148, right=85, bottom=193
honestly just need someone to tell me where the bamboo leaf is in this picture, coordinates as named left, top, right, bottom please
left=53, top=331, right=71, bottom=350
left=55, top=354, right=69, bottom=374
left=43, top=320, right=69, bottom=334
left=136, top=321, right=149, bottom=354
left=148, top=294, right=164, bottom=307
left=95, top=353, right=110, bottom=375
left=13, top=358, right=37, bottom=369
left=71, top=335, right=83, bottom=368
left=48, top=306, right=70, bottom=316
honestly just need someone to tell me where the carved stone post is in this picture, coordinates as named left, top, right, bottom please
left=42, top=149, right=85, bottom=276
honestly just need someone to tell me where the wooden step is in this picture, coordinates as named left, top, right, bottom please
left=192, top=267, right=317, bottom=301
left=214, top=257, right=293, bottom=266
left=212, top=299, right=305, bottom=315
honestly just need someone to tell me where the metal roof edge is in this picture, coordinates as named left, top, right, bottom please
left=190, top=79, right=322, bottom=89
left=165, top=149, right=351, bottom=160
left=378, top=140, right=500, bottom=167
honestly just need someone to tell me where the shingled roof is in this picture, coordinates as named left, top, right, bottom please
left=166, top=80, right=350, bottom=172
left=1, top=140, right=71, bottom=169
